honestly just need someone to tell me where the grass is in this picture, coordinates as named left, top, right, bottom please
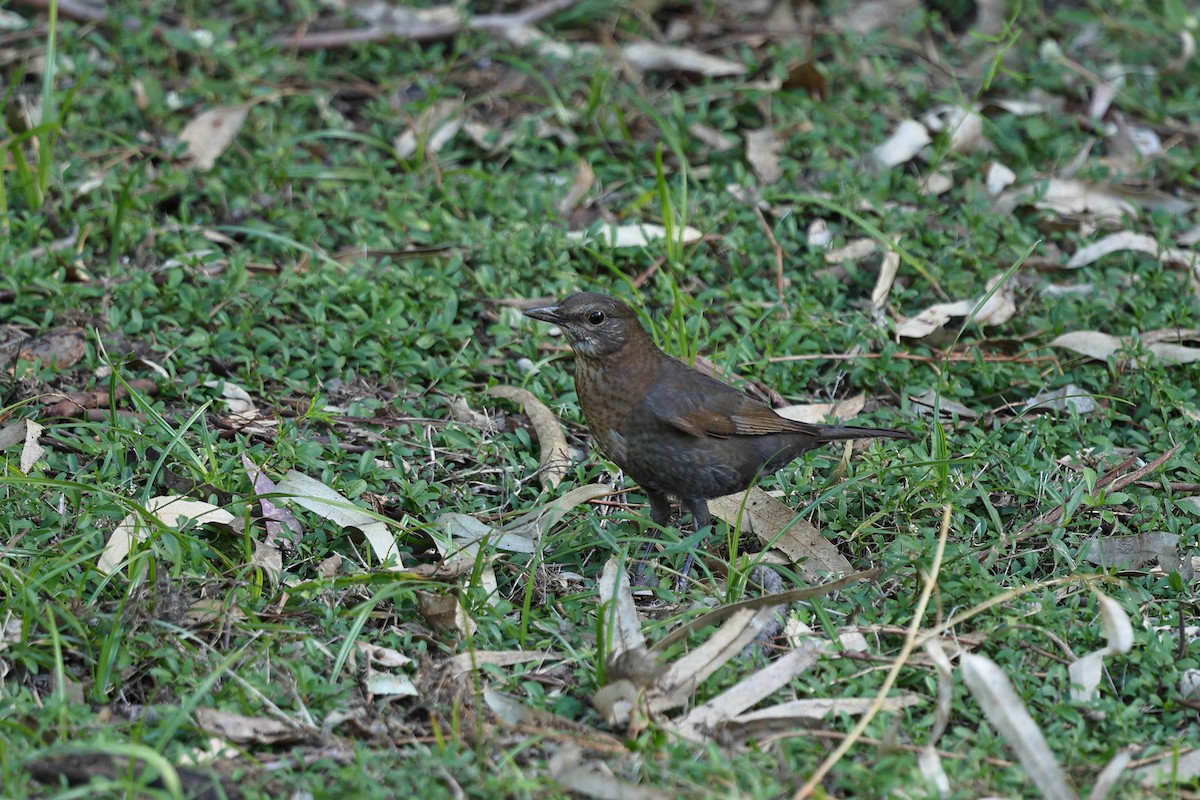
left=2, top=0, right=1199, bottom=798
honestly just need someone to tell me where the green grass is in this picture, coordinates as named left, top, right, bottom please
left=2, top=0, right=1199, bottom=797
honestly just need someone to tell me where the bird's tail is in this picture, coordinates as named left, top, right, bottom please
left=811, top=423, right=913, bottom=442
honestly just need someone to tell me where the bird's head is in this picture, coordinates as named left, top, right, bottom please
left=524, top=292, right=644, bottom=359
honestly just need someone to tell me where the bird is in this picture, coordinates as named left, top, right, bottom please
left=524, top=292, right=911, bottom=547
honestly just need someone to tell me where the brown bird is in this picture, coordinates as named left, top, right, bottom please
left=525, top=292, right=911, bottom=538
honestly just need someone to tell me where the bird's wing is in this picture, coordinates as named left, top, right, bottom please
left=644, top=363, right=812, bottom=439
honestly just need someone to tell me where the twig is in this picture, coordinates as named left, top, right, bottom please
left=273, top=0, right=579, bottom=50
left=13, top=0, right=110, bottom=25
left=1010, top=446, right=1181, bottom=542
left=768, top=351, right=1057, bottom=365
left=754, top=205, right=786, bottom=307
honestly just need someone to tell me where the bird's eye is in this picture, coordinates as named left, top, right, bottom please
left=588, top=310, right=605, bottom=325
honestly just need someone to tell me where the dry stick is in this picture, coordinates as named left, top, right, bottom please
left=769, top=351, right=1057, bottom=365
left=753, top=205, right=786, bottom=307
left=273, top=0, right=580, bottom=50
left=1010, top=445, right=1180, bottom=543
left=651, top=569, right=882, bottom=654
left=792, top=504, right=952, bottom=800
left=13, top=0, right=109, bottom=25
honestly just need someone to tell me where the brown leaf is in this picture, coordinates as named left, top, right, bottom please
left=783, top=58, right=828, bottom=101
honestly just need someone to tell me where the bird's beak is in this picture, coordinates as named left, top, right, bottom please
left=523, top=304, right=563, bottom=324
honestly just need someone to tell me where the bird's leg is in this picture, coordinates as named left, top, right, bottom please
left=647, top=490, right=674, bottom=528
left=677, top=497, right=712, bottom=584
left=632, top=489, right=674, bottom=586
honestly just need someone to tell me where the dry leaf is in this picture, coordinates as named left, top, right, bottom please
left=0, top=419, right=45, bottom=473
left=193, top=707, right=305, bottom=745
left=179, top=103, right=251, bottom=171
left=557, top=159, right=595, bottom=214
left=622, top=42, right=746, bottom=77
left=488, top=384, right=569, bottom=488
left=251, top=539, right=281, bottom=584
left=598, top=557, right=648, bottom=657
left=651, top=606, right=783, bottom=713
left=807, top=219, right=833, bottom=249
left=995, top=178, right=1137, bottom=222
left=709, top=488, right=853, bottom=579
left=417, top=590, right=473, bottom=637
left=984, top=162, right=1017, bottom=197
left=99, top=496, right=236, bottom=575
left=365, top=672, right=419, bottom=698
left=1085, top=532, right=1179, bottom=571
left=1133, top=749, right=1200, bottom=788
left=11, top=329, right=86, bottom=373
left=689, top=122, right=738, bottom=152
left=920, top=170, right=954, bottom=196
left=1022, top=384, right=1098, bottom=415
left=275, top=470, right=401, bottom=569
left=783, top=58, right=828, bottom=101
left=824, top=238, right=876, bottom=263
left=776, top=395, right=867, bottom=424
left=961, top=654, right=1079, bottom=800
left=394, top=100, right=464, bottom=159
left=744, top=128, right=783, bottom=185
left=922, top=105, right=984, bottom=153
left=548, top=743, right=672, bottom=800
left=674, top=640, right=823, bottom=742
left=566, top=223, right=704, bottom=248
left=242, top=454, right=302, bottom=547
left=872, top=119, right=931, bottom=168
left=909, top=389, right=979, bottom=420
left=831, top=0, right=920, bottom=34
left=1067, top=590, right=1133, bottom=702
left=1049, top=331, right=1123, bottom=361
left=897, top=273, right=1016, bottom=338
left=449, top=649, right=559, bottom=676
left=1050, top=329, right=1200, bottom=366
left=872, top=249, right=901, bottom=309
left=1067, top=231, right=1197, bottom=269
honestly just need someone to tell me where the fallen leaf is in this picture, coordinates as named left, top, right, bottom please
left=824, top=238, right=876, bottom=263
left=776, top=395, right=867, bottom=424
left=961, top=654, right=1079, bottom=800
left=1067, top=591, right=1133, bottom=702
left=99, top=496, right=236, bottom=575
left=0, top=419, right=45, bottom=473
left=896, top=273, right=1015, bottom=338
left=689, top=122, right=738, bottom=152
left=488, top=385, right=569, bottom=488
left=449, top=649, right=560, bottom=676
left=709, top=488, right=853, bottom=579
left=909, top=390, right=979, bottom=420
left=995, top=178, right=1137, bottom=222
left=783, top=58, right=828, bottom=101
left=12, top=329, right=86, bottom=373
left=1067, top=231, right=1196, bottom=269
left=872, top=119, right=931, bottom=168
left=1085, top=532, right=1179, bottom=571
left=194, top=707, right=306, bottom=744
left=1022, top=384, right=1098, bottom=415
left=179, top=103, right=251, bottom=171
left=622, top=42, right=746, bottom=77
left=744, top=128, right=783, bottom=185
left=275, top=470, right=401, bottom=569
left=394, top=99, right=464, bottom=159
left=1048, top=330, right=1123, bottom=361
left=984, top=162, right=1017, bottom=197
left=922, top=105, right=984, bottom=153
left=566, top=222, right=704, bottom=248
